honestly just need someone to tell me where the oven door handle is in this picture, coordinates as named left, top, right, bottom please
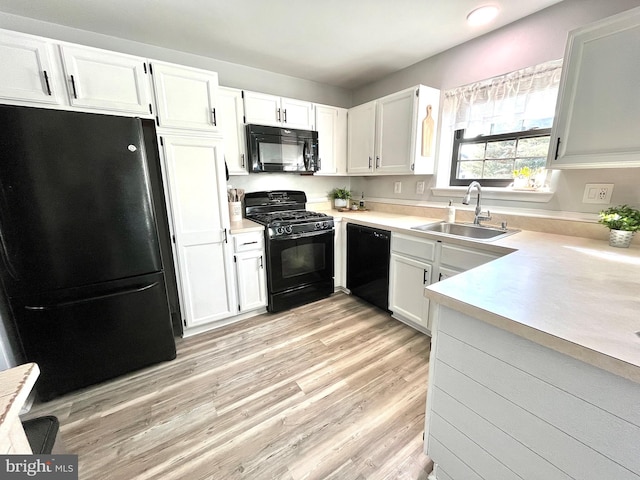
left=270, top=230, right=333, bottom=241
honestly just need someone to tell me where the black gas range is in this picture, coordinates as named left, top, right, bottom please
left=245, top=191, right=334, bottom=313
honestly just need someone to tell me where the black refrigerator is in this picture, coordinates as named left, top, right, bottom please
left=0, top=105, right=177, bottom=401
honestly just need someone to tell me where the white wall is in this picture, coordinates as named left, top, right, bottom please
left=350, top=0, right=640, bottom=214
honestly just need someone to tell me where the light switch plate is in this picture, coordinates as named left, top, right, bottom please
left=582, top=183, right=614, bottom=204
left=394, top=181, right=402, bottom=194
left=416, top=181, right=425, bottom=194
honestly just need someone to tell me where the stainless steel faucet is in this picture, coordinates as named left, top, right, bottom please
left=462, top=181, right=492, bottom=225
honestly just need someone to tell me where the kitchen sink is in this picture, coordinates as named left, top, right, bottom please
left=411, top=221, right=519, bottom=241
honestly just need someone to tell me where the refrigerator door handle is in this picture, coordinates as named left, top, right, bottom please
left=24, top=282, right=159, bottom=311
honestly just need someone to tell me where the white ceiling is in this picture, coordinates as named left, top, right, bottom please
left=0, top=0, right=564, bottom=89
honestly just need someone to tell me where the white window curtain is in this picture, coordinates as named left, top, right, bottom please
left=444, top=59, right=563, bottom=136
left=436, top=59, right=563, bottom=187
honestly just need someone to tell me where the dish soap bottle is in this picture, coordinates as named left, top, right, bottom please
left=446, top=200, right=456, bottom=223
left=359, top=192, right=365, bottom=210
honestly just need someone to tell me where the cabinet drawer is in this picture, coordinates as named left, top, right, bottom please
left=391, top=232, right=436, bottom=261
left=233, top=232, right=264, bottom=252
left=440, top=244, right=500, bottom=271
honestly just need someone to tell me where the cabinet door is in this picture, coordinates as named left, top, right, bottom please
left=376, top=88, right=415, bottom=174
left=152, top=62, right=219, bottom=132
left=218, top=87, right=248, bottom=175
left=0, top=30, right=63, bottom=105
left=315, top=104, right=348, bottom=175
left=243, top=91, right=280, bottom=126
left=235, top=250, right=267, bottom=312
left=334, top=219, right=346, bottom=288
left=347, top=101, right=376, bottom=174
left=280, top=97, right=314, bottom=129
left=389, top=253, right=431, bottom=329
left=548, top=8, right=640, bottom=168
left=60, top=45, right=151, bottom=114
left=161, top=136, right=236, bottom=327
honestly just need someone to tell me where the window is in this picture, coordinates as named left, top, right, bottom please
left=439, top=59, right=563, bottom=189
left=450, top=128, right=551, bottom=187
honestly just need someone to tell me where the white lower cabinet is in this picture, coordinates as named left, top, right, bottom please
left=389, top=233, right=436, bottom=332
left=232, top=232, right=267, bottom=312
left=160, top=135, right=236, bottom=329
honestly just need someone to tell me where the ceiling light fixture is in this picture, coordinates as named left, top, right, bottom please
left=467, top=5, right=500, bottom=26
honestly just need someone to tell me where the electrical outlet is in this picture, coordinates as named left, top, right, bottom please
left=394, top=181, right=402, bottom=194
left=582, top=183, right=614, bottom=204
left=416, top=181, right=425, bottom=194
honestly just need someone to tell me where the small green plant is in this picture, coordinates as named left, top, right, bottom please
left=329, top=187, right=352, bottom=200
left=598, top=205, right=640, bottom=231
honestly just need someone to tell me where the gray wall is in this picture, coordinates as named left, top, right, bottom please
left=350, top=0, right=640, bottom=214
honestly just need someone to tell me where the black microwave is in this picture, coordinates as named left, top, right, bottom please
left=246, top=124, right=319, bottom=173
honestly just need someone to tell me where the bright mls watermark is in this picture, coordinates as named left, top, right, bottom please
left=1, top=455, right=78, bottom=479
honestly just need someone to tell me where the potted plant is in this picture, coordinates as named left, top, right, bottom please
left=329, top=187, right=352, bottom=209
left=598, top=204, right=640, bottom=248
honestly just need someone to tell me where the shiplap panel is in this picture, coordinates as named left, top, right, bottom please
left=438, top=307, right=640, bottom=426
left=430, top=413, right=521, bottom=480
left=433, top=361, right=639, bottom=480
left=428, top=437, right=483, bottom=480
left=431, top=388, right=573, bottom=480
left=437, top=332, right=640, bottom=474
left=436, top=466, right=454, bottom=480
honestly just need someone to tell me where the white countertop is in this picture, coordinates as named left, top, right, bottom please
left=330, top=209, right=640, bottom=384
left=229, top=218, right=264, bottom=235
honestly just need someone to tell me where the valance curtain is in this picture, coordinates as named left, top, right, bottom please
left=442, top=59, right=564, bottom=137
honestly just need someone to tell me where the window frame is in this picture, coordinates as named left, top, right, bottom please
left=449, top=128, right=552, bottom=187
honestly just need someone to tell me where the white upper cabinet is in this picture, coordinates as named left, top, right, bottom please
left=151, top=61, right=219, bottom=132
left=218, top=87, right=248, bottom=175
left=548, top=6, right=640, bottom=169
left=59, top=45, right=152, bottom=115
left=347, top=85, right=440, bottom=175
left=315, top=104, right=347, bottom=175
left=347, top=100, right=377, bottom=174
left=243, top=91, right=314, bottom=129
left=375, top=88, right=416, bottom=174
left=0, top=30, right=63, bottom=106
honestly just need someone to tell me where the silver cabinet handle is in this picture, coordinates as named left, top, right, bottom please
left=241, top=153, right=245, bottom=168
left=276, top=108, right=281, bottom=122
left=211, top=108, right=217, bottom=126
left=283, top=109, right=287, bottom=123
left=376, top=156, right=380, bottom=168
left=368, top=156, right=372, bottom=169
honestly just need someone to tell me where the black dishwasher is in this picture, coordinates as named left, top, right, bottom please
left=347, top=224, right=390, bottom=311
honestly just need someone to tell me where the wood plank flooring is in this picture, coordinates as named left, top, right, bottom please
left=24, top=293, right=433, bottom=480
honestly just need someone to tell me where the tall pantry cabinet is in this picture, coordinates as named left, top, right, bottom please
left=149, top=61, right=238, bottom=332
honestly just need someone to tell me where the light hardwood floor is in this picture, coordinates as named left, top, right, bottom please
left=25, top=293, right=433, bottom=480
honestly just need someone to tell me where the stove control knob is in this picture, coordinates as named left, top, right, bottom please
left=276, top=226, right=284, bottom=235
left=285, top=225, right=293, bottom=234
left=323, top=221, right=331, bottom=229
